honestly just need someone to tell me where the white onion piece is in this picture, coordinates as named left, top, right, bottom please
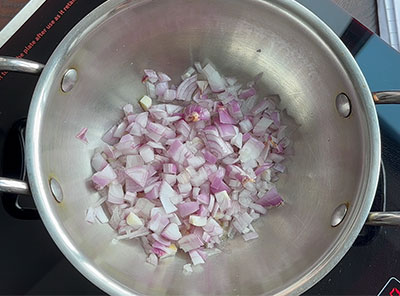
left=126, top=212, right=144, bottom=229
left=181, top=66, right=196, bottom=80
left=136, top=112, right=148, bottom=128
left=159, top=181, right=179, bottom=213
left=163, top=89, right=177, bottom=101
left=85, top=207, right=96, bottom=223
left=177, top=201, right=199, bottom=217
left=145, top=82, right=156, bottom=99
left=202, top=64, right=226, bottom=93
left=239, top=119, right=253, bottom=133
left=102, top=125, right=119, bottom=145
left=113, top=122, right=128, bottom=138
left=91, top=152, right=108, bottom=172
left=158, top=72, right=171, bottom=82
left=108, top=182, right=124, bottom=204
left=149, top=212, right=170, bottom=234
left=253, top=117, right=273, bottom=135
left=239, top=137, right=264, bottom=163
left=92, top=165, right=117, bottom=190
left=139, top=146, right=154, bottom=163
left=178, top=234, right=204, bottom=252
left=161, top=223, right=182, bottom=240
left=156, top=81, right=169, bottom=97
left=126, top=155, right=144, bottom=168
left=242, top=231, right=259, bottom=241
left=143, top=69, right=158, bottom=83
left=183, top=263, right=193, bottom=273
left=134, top=199, right=155, bottom=218
left=189, top=215, right=207, bottom=226
left=123, top=104, right=134, bottom=116
left=151, top=233, right=171, bottom=246
left=125, top=166, right=149, bottom=187
left=189, top=249, right=205, bottom=265
left=146, top=253, right=158, bottom=266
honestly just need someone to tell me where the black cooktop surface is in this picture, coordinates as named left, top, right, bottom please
left=0, top=1, right=399, bottom=295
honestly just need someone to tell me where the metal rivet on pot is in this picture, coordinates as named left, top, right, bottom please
left=49, top=178, right=63, bottom=203
left=61, top=68, right=78, bottom=92
left=335, top=93, right=351, bottom=118
left=331, top=203, right=348, bottom=227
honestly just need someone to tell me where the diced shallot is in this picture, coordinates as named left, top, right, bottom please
left=87, top=62, right=293, bottom=270
left=76, top=127, right=88, bottom=143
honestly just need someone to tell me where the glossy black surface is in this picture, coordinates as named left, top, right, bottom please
left=0, top=0, right=399, bottom=295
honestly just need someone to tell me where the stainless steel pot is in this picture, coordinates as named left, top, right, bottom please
left=0, top=0, right=400, bottom=295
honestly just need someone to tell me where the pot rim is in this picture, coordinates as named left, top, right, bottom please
left=25, top=0, right=381, bottom=295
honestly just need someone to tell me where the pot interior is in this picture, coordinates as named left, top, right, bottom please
left=28, top=0, right=378, bottom=294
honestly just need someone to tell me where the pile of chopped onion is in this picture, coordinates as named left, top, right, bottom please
left=86, top=62, right=291, bottom=271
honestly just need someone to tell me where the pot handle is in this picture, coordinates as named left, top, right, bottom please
left=366, top=212, right=400, bottom=226
left=364, top=94, right=400, bottom=226
left=0, top=56, right=44, bottom=196
left=373, top=91, right=400, bottom=104
left=0, top=57, right=43, bottom=216
left=0, top=56, right=44, bottom=74
left=0, top=178, right=30, bottom=195
left=0, top=57, right=43, bottom=196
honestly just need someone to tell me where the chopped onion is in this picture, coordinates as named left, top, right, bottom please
left=149, top=212, right=170, bottom=234
left=242, top=231, right=259, bottom=241
left=158, top=72, right=171, bottom=82
left=256, top=187, right=283, bottom=208
left=108, top=182, right=124, bottom=204
left=91, top=152, right=108, bottom=172
left=102, top=125, right=119, bottom=145
left=239, top=137, right=264, bottom=163
left=163, top=163, right=177, bottom=174
left=146, top=253, right=158, bottom=266
left=156, top=81, right=169, bottom=97
left=239, top=87, right=256, bottom=100
left=177, top=75, right=198, bottom=101
left=239, top=119, right=253, bottom=134
left=161, top=223, right=182, bottom=240
left=178, top=234, right=204, bottom=252
left=189, top=215, right=207, bottom=226
left=184, top=104, right=210, bottom=122
left=189, top=249, right=205, bottom=265
left=215, top=123, right=237, bottom=140
left=76, top=127, right=88, bottom=143
left=139, top=146, right=155, bottom=163
left=183, top=263, right=193, bottom=273
left=253, top=117, right=273, bottom=135
left=163, top=89, right=177, bottom=101
left=92, top=164, right=117, bottom=190
left=202, top=64, right=226, bottom=93
left=252, top=100, right=271, bottom=115
left=88, top=62, right=293, bottom=269
left=125, top=166, right=149, bottom=187
left=159, top=181, right=179, bottom=213
left=143, top=69, right=158, bottom=83
left=123, top=104, right=134, bottom=116
left=218, top=108, right=235, bottom=124
left=202, top=126, right=234, bottom=159
left=181, top=66, right=196, bottom=80
left=177, top=201, right=200, bottom=217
